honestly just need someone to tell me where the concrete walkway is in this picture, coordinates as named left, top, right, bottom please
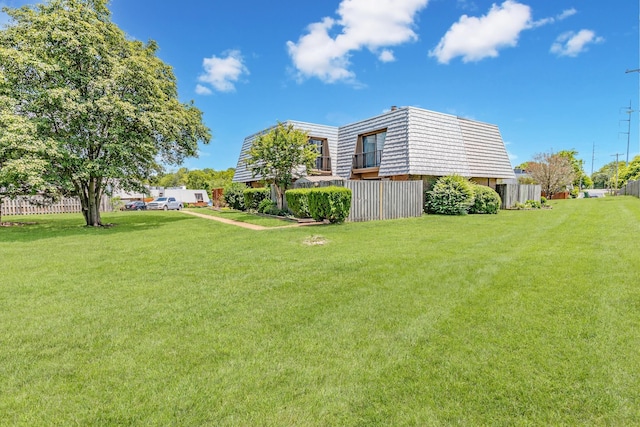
left=180, top=209, right=325, bottom=230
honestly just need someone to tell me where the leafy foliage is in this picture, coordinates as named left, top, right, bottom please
left=620, top=155, right=640, bottom=184
left=425, top=175, right=475, bottom=215
left=0, top=96, right=59, bottom=222
left=591, top=160, right=626, bottom=189
left=557, top=150, right=592, bottom=188
left=245, top=122, right=318, bottom=209
left=152, top=167, right=235, bottom=191
left=0, top=0, right=210, bottom=226
left=307, top=186, right=352, bottom=223
left=526, top=152, right=575, bottom=199
left=243, top=187, right=270, bottom=211
left=285, top=188, right=312, bottom=218
left=469, top=184, right=501, bottom=214
left=223, top=182, right=246, bottom=210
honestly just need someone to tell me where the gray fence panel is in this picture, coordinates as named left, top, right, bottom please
left=496, top=184, right=541, bottom=209
left=621, top=180, right=640, bottom=198
left=345, top=181, right=423, bottom=222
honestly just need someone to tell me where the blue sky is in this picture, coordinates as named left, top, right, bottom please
left=1, top=0, right=638, bottom=173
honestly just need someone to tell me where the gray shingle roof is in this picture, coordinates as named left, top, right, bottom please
left=234, top=107, right=515, bottom=183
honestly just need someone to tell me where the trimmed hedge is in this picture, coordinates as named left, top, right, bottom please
left=243, top=188, right=270, bottom=211
left=285, top=188, right=312, bottom=218
left=307, top=186, right=352, bottom=223
left=469, top=184, right=501, bottom=214
left=425, top=175, right=475, bottom=215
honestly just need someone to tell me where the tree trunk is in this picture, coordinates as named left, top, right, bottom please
left=78, top=178, right=103, bottom=226
left=275, top=185, right=284, bottom=210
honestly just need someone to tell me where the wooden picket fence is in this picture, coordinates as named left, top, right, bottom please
left=0, top=196, right=112, bottom=216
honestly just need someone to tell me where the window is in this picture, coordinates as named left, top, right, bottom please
left=353, top=130, right=386, bottom=169
left=309, top=137, right=331, bottom=171
left=195, top=193, right=203, bottom=202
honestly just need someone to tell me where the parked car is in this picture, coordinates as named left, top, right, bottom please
left=124, top=201, right=147, bottom=210
left=146, top=197, right=183, bottom=210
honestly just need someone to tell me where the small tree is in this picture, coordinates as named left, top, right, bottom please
left=527, top=152, right=575, bottom=199
left=245, top=122, right=318, bottom=209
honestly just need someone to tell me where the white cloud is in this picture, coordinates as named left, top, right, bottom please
left=197, top=50, right=249, bottom=93
left=287, top=0, right=429, bottom=84
left=195, top=84, right=212, bottom=95
left=429, top=0, right=532, bottom=64
left=531, top=7, right=577, bottom=28
left=550, top=29, right=604, bottom=57
left=558, top=8, right=577, bottom=20
left=378, top=49, right=395, bottom=62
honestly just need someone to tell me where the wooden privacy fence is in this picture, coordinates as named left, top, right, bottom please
left=1, top=196, right=112, bottom=216
left=495, top=184, right=541, bottom=209
left=620, top=180, right=640, bottom=198
left=345, top=181, right=424, bottom=222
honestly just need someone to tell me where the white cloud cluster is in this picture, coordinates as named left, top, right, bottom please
left=429, top=0, right=532, bottom=64
left=429, top=1, right=585, bottom=64
left=287, top=0, right=429, bottom=83
left=550, top=30, right=604, bottom=57
left=196, top=50, right=249, bottom=95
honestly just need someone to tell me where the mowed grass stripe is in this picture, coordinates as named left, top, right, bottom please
left=0, top=198, right=638, bottom=425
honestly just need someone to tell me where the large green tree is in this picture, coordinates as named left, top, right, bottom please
left=620, top=155, right=640, bottom=184
left=0, top=0, right=210, bottom=226
left=592, top=161, right=626, bottom=189
left=245, top=122, right=318, bottom=209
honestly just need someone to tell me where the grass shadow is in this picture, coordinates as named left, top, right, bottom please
left=0, top=211, right=196, bottom=243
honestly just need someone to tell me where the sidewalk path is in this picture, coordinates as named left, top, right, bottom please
left=180, top=210, right=324, bottom=230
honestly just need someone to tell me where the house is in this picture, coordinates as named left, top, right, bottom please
left=233, top=121, right=339, bottom=185
left=233, top=106, right=515, bottom=188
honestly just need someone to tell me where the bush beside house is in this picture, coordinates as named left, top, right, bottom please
left=426, top=175, right=502, bottom=215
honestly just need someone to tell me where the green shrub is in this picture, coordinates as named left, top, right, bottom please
left=425, top=175, right=475, bottom=215
left=243, top=187, right=270, bottom=211
left=541, top=196, right=548, bottom=205
left=307, top=186, right=352, bottom=223
left=285, top=188, right=312, bottom=218
left=223, top=183, right=247, bottom=210
left=257, top=198, right=275, bottom=214
left=525, top=199, right=541, bottom=209
left=469, top=184, right=501, bottom=214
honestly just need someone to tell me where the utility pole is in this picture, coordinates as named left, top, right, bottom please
left=620, top=101, right=634, bottom=164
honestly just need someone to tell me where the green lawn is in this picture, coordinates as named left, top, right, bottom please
left=1, top=197, right=639, bottom=425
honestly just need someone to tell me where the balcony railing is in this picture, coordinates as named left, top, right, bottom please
left=352, top=150, right=382, bottom=169
left=314, top=156, right=332, bottom=172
